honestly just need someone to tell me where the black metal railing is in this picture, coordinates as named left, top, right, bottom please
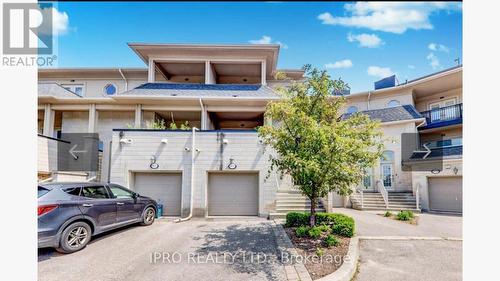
left=420, top=103, right=462, bottom=127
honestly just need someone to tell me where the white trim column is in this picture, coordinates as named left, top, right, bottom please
left=42, top=104, right=54, bottom=137
left=134, top=104, right=142, bottom=128
left=261, top=60, right=267, bottom=86
left=88, top=104, right=97, bottom=133
left=148, top=59, right=155, bottom=82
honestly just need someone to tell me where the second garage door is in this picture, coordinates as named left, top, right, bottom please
left=208, top=172, right=258, bottom=216
left=134, top=172, right=182, bottom=216
left=428, top=176, right=462, bottom=213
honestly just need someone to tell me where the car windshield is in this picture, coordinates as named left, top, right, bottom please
left=38, top=186, right=49, bottom=198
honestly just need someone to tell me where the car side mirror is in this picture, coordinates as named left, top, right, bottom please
left=133, top=192, right=139, bottom=199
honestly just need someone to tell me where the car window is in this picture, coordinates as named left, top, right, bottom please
left=38, top=186, right=49, bottom=198
left=109, top=185, right=134, bottom=199
left=81, top=186, right=109, bottom=199
left=63, top=187, right=82, bottom=196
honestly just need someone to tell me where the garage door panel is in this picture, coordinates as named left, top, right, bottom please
left=134, top=173, right=182, bottom=216
left=208, top=173, right=258, bottom=216
left=428, top=176, right=462, bottom=213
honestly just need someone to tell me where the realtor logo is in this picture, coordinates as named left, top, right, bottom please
left=2, top=3, right=53, bottom=54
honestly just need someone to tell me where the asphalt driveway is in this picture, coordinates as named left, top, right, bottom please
left=38, top=218, right=286, bottom=281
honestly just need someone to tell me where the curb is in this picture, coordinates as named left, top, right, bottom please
left=316, top=237, right=359, bottom=281
left=272, top=222, right=313, bottom=281
left=357, top=236, right=463, bottom=241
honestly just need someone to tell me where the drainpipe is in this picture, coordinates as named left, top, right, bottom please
left=118, top=68, right=128, bottom=91
left=198, top=98, right=205, bottom=130
left=367, top=91, right=372, bottom=110
left=175, top=126, right=199, bottom=223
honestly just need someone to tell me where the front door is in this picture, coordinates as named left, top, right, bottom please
left=381, top=164, right=394, bottom=189
left=78, top=185, right=117, bottom=229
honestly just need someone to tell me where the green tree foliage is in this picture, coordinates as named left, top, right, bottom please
left=259, top=66, right=383, bottom=226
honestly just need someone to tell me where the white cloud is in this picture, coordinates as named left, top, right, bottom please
left=428, top=43, right=449, bottom=52
left=325, top=59, right=353, bottom=69
left=34, top=7, right=69, bottom=36
left=408, top=65, right=416, bottom=69
left=249, top=35, right=288, bottom=49
left=367, top=66, right=394, bottom=78
left=426, top=52, right=441, bottom=69
left=347, top=33, right=384, bottom=48
left=318, top=2, right=461, bottom=34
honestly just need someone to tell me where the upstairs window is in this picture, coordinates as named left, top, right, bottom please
left=62, top=84, right=84, bottom=97
left=387, top=100, right=401, bottom=107
left=347, top=106, right=358, bottom=114
left=104, top=84, right=117, bottom=95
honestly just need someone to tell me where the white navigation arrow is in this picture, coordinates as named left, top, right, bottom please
left=69, top=144, right=87, bottom=160
left=412, top=143, right=431, bottom=159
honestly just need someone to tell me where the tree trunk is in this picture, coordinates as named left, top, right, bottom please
left=310, top=197, right=317, bottom=227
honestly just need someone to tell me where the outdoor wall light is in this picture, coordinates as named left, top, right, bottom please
left=184, top=147, right=191, bottom=151
left=119, top=138, right=132, bottom=144
left=161, top=138, right=168, bottom=144
left=222, top=139, right=229, bottom=144
left=195, top=148, right=201, bottom=152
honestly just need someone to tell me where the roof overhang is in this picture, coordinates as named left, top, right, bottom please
left=127, top=43, right=280, bottom=77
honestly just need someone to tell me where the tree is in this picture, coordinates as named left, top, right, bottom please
left=258, top=66, right=384, bottom=226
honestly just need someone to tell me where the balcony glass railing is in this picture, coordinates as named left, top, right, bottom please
left=420, top=103, right=462, bottom=129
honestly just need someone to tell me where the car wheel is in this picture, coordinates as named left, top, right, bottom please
left=140, top=207, right=156, bottom=226
left=56, top=221, right=92, bottom=254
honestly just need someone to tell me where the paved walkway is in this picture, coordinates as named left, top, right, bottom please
left=333, top=208, right=462, bottom=238
left=328, top=208, right=462, bottom=281
left=39, top=218, right=286, bottom=281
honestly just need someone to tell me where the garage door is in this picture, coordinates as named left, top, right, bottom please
left=428, top=176, right=462, bottom=213
left=208, top=173, right=258, bottom=216
left=134, top=173, right=182, bottom=216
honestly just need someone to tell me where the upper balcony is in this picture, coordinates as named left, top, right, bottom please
left=419, top=103, right=462, bottom=130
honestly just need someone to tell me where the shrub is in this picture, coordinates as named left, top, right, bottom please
left=286, top=212, right=355, bottom=238
left=296, top=226, right=309, bottom=237
left=325, top=235, right=340, bottom=247
left=384, top=211, right=392, bottom=217
left=317, top=224, right=331, bottom=233
left=315, top=247, right=325, bottom=257
left=286, top=212, right=310, bottom=227
left=308, top=226, right=323, bottom=239
left=397, top=210, right=414, bottom=221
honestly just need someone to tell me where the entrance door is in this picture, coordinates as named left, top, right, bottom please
left=381, top=163, right=394, bottom=189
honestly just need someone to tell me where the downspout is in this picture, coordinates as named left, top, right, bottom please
left=107, top=140, right=112, bottom=183
left=367, top=91, right=372, bottom=110
left=118, top=68, right=128, bottom=91
left=175, top=126, right=199, bottom=223
left=198, top=98, right=205, bottom=129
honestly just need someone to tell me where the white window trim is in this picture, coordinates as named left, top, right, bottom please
left=428, top=96, right=458, bottom=110
left=103, top=83, right=118, bottom=96
left=61, top=83, right=86, bottom=97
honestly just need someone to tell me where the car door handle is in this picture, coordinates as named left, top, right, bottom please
left=82, top=203, right=93, bottom=207
left=116, top=202, right=124, bottom=205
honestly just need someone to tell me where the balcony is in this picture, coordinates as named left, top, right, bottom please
left=419, top=103, right=462, bottom=130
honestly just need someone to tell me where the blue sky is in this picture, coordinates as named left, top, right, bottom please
left=50, top=2, right=462, bottom=93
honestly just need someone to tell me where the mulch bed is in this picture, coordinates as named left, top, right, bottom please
left=378, top=213, right=419, bottom=225
left=284, top=227, right=350, bottom=280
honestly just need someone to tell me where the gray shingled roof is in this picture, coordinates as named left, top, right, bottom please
left=117, top=83, right=278, bottom=98
left=343, top=105, right=423, bottom=123
left=38, top=83, right=82, bottom=99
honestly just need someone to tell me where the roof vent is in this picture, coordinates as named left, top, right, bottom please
left=374, top=75, right=397, bottom=90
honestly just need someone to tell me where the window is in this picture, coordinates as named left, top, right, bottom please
left=109, top=184, right=135, bottom=199
left=81, top=186, right=109, bottom=199
left=61, top=84, right=84, bottom=97
left=387, top=100, right=400, bottom=107
left=347, top=106, right=358, bottom=114
left=380, top=150, right=394, bottom=163
left=64, top=187, right=82, bottom=196
left=424, top=137, right=462, bottom=149
left=104, top=84, right=117, bottom=95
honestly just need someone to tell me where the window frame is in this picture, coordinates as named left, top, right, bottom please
left=81, top=185, right=111, bottom=199
left=103, top=83, right=117, bottom=96
left=61, top=83, right=85, bottom=97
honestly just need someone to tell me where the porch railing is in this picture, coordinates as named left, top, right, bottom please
left=376, top=180, right=389, bottom=209
left=420, top=103, right=463, bottom=128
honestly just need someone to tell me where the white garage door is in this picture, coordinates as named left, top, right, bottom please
left=134, top=173, right=182, bottom=216
left=208, top=173, right=258, bottom=216
left=428, top=176, right=462, bottom=213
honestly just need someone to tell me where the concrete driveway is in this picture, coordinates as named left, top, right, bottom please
left=38, top=218, right=286, bottom=281
left=330, top=208, right=462, bottom=281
